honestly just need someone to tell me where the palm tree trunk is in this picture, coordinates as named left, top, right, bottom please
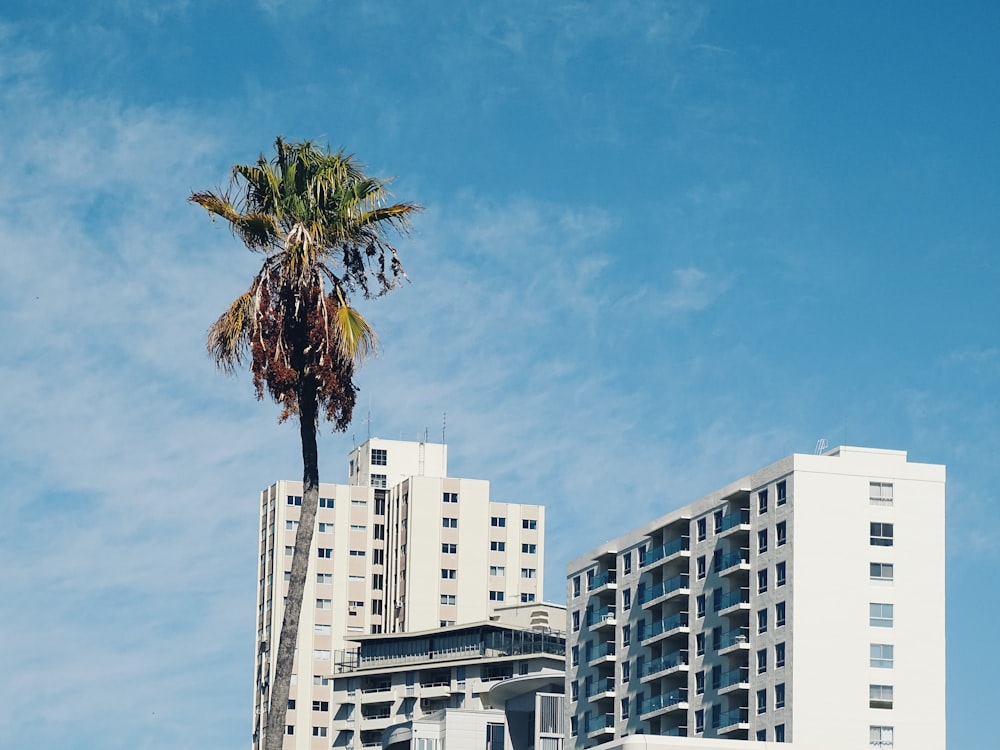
left=265, top=381, right=320, bottom=750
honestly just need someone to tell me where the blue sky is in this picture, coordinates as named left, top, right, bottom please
left=1, top=1, right=996, bottom=748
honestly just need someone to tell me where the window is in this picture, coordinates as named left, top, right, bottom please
left=491, top=516, right=506, bottom=527
left=522, top=543, right=537, bottom=554
left=623, top=589, right=632, bottom=611
left=776, top=560, right=787, bottom=587
left=758, top=569, right=768, bottom=593
left=318, top=522, right=333, bottom=533
left=711, top=704, right=721, bottom=730
left=869, top=565, right=894, bottom=585
left=621, top=696, right=630, bottom=719
left=313, top=649, right=330, bottom=660
left=570, top=716, right=578, bottom=737
left=776, top=521, right=787, bottom=546
left=713, top=509, right=724, bottom=533
left=349, top=549, right=365, bottom=557
left=442, top=517, right=458, bottom=528
left=371, top=448, right=387, bottom=465
left=571, top=680, right=579, bottom=701
left=775, top=641, right=786, bottom=667
left=758, top=529, right=768, bottom=554
left=573, top=575, right=581, bottom=597
left=757, top=689, right=767, bottom=714
left=572, top=610, right=581, bottom=631
left=285, top=545, right=294, bottom=556
left=491, top=540, right=506, bottom=552
left=775, top=682, right=786, bottom=709
left=490, top=590, right=505, bottom=601
left=372, top=573, right=384, bottom=590
left=870, top=684, right=894, bottom=709
left=622, top=660, right=630, bottom=683
left=870, top=725, right=894, bottom=748
left=775, top=601, right=786, bottom=627
left=443, top=492, right=459, bottom=503
left=372, top=548, right=384, bottom=564
left=288, top=699, right=296, bottom=709
left=571, top=645, right=579, bottom=666
left=441, top=594, right=456, bottom=605
left=313, top=675, right=330, bottom=686
left=287, top=495, right=302, bottom=506
left=319, top=497, right=334, bottom=509
left=316, top=598, right=332, bottom=609
left=696, top=632, right=705, bottom=656
left=350, top=524, right=366, bottom=532
left=373, top=496, right=385, bottom=514
left=622, top=624, right=631, bottom=646
left=696, top=594, right=706, bottom=618
left=523, top=519, right=537, bottom=530
left=312, top=700, right=329, bottom=711
left=871, top=522, right=894, bottom=546
left=490, top=565, right=506, bottom=576
left=442, top=543, right=457, bottom=554
left=521, top=568, right=536, bottom=579
left=758, top=489, right=768, bottom=514
left=697, top=555, right=706, bottom=579
left=486, top=722, right=504, bottom=750
left=520, top=592, right=535, bottom=602
left=775, top=724, right=785, bottom=742
left=373, top=523, right=385, bottom=540
left=757, top=730, right=767, bottom=741
left=316, top=573, right=332, bottom=584
left=286, top=726, right=294, bottom=735
left=623, top=551, right=632, bottom=575
left=370, top=473, right=387, bottom=489
left=871, top=643, right=894, bottom=668
left=870, top=603, right=894, bottom=628
left=371, top=599, right=383, bottom=614
left=317, top=548, right=332, bottom=559
left=752, top=648, right=765, bottom=674
left=870, top=482, right=893, bottom=506
left=757, top=608, right=768, bottom=633
left=441, top=569, right=457, bottom=579
left=695, top=708, right=705, bottom=733
left=351, top=499, right=367, bottom=507
left=696, top=670, right=705, bottom=694
left=285, top=520, right=299, bottom=531
left=697, top=518, right=707, bottom=541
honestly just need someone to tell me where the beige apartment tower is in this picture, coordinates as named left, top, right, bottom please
left=253, top=439, right=546, bottom=750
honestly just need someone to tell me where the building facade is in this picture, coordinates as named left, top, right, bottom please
left=253, top=439, right=547, bottom=750
left=565, top=446, right=945, bottom=750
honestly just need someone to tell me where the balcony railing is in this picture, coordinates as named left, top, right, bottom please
left=643, top=536, right=690, bottom=567
left=718, top=626, right=750, bottom=650
left=640, top=688, right=688, bottom=715
left=716, top=666, right=750, bottom=690
left=716, top=510, right=751, bottom=534
left=716, top=707, right=749, bottom=730
left=588, top=570, right=617, bottom=591
left=644, top=612, right=689, bottom=641
left=586, top=607, right=616, bottom=627
left=588, top=641, right=616, bottom=661
left=639, top=573, right=690, bottom=605
left=585, top=712, right=615, bottom=733
left=716, top=549, right=749, bottom=573
left=713, top=587, right=750, bottom=613
left=586, top=677, right=615, bottom=698
left=640, top=649, right=689, bottom=678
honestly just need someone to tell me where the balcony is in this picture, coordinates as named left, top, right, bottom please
left=586, top=676, right=616, bottom=701
left=588, top=641, right=616, bottom=666
left=640, top=573, right=690, bottom=608
left=586, top=712, right=616, bottom=737
left=588, top=570, right=618, bottom=593
left=714, top=587, right=750, bottom=616
left=716, top=707, right=750, bottom=734
left=586, top=606, right=617, bottom=630
left=716, top=510, right=751, bottom=538
left=718, top=626, right=751, bottom=655
left=717, top=549, right=750, bottom=576
left=643, top=536, right=690, bottom=568
left=641, top=612, right=690, bottom=646
left=639, top=688, right=688, bottom=719
left=716, top=666, right=750, bottom=695
left=640, top=650, right=689, bottom=682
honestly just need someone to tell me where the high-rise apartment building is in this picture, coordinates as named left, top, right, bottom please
left=253, top=439, right=546, bottom=749
left=565, top=446, right=944, bottom=750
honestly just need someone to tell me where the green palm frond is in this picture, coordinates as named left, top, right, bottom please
left=206, top=288, right=256, bottom=371
left=333, top=298, right=377, bottom=362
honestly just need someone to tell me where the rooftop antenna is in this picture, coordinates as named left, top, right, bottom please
left=424, top=427, right=429, bottom=443
left=814, top=438, right=828, bottom=454
left=442, top=412, right=446, bottom=445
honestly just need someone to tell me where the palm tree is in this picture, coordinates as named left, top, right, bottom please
left=190, top=137, right=419, bottom=750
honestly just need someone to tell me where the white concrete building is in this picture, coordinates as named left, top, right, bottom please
left=253, top=439, right=547, bottom=750
left=329, top=605, right=565, bottom=749
left=565, top=446, right=944, bottom=750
